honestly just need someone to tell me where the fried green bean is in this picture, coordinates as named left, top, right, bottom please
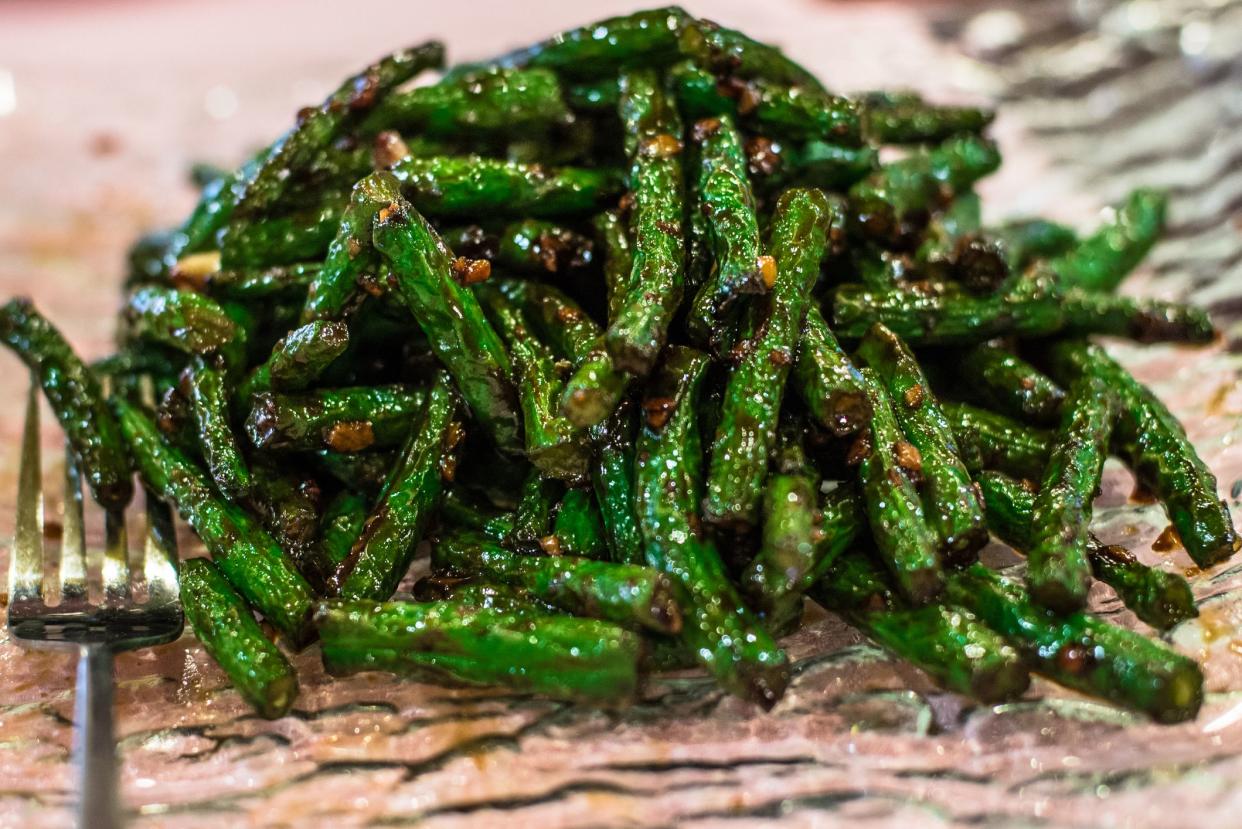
left=854, top=369, right=944, bottom=603
left=748, top=138, right=878, bottom=194
left=237, top=320, right=350, bottom=407
left=859, top=91, right=994, bottom=145
left=317, top=600, right=641, bottom=703
left=122, top=287, right=238, bottom=355
left=184, top=355, right=251, bottom=501
left=246, top=385, right=425, bottom=452
left=685, top=113, right=766, bottom=352
left=433, top=531, right=680, bottom=633
left=595, top=208, right=636, bottom=324
left=218, top=192, right=345, bottom=269
left=605, top=69, right=686, bottom=375
left=114, top=398, right=316, bottom=646
left=443, top=220, right=595, bottom=276
left=1062, top=289, right=1216, bottom=344
left=371, top=186, right=521, bottom=453
left=388, top=155, right=624, bottom=218
left=704, top=188, right=836, bottom=532
left=331, top=373, right=459, bottom=601
left=942, top=401, right=1053, bottom=480
left=977, top=471, right=1198, bottom=630
left=1050, top=188, right=1167, bottom=293
left=857, top=323, right=987, bottom=562
left=509, top=467, right=565, bottom=551
left=320, top=490, right=370, bottom=569
left=233, top=42, right=444, bottom=219
left=810, top=553, right=1030, bottom=704
left=1026, top=371, right=1116, bottom=612
left=953, top=342, right=1065, bottom=425
left=849, top=135, right=1001, bottom=224
left=0, top=299, right=133, bottom=511
left=946, top=565, right=1202, bottom=723
left=792, top=307, right=871, bottom=436
left=992, top=218, right=1078, bottom=271
left=550, top=487, right=608, bottom=558
left=477, top=285, right=589, bottom=478
left=180, top=558, right=299, bottom=719
left=590, top=403, right=645, bottom=566
left=1050, top=341, right=1239, bottom=567
left=636, top=346, right=790, bottom=707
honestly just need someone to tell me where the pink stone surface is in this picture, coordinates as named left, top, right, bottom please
left=2, top=1, right=1242, bottom=826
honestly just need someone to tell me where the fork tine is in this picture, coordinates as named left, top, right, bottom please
left=9, top=376, right=45, bottom=609
left=101, top=508, right=130, bottom=607
left=58, top=441, right=89, bottom=608
left=141, top=492, right=180, bottom=608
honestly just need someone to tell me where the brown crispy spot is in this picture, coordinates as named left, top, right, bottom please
left=444, top=421, right=466, bottom=451
left=439, top=454, right=458, bottom=482
left=1019, top=376, right=1036, bottom=391
left=903, top=384, right=925, bottom=409
left=767, top=347, right=792, bottom=367
left=325, top=420, right=375, bottom=452
left=744, top=136, right=781, bottom=177
left=295, top=106, right=317, bottom=124
left=1055, top=643, right=1094, bottom=676
left=377, top=202, right=402, bottom=224
left=757, top=255, right=777, bottom=289
left=691, top=117, right=723, bottom=143
left=349, top=72, right=381, bottom=111
left=357, top=271, right=385, bottom=297
left=894, top=440, right=923, bottom=478
left=372, top=130, right=410, bottom=168
left=556, top=305, right=583, bottom=324
left=1152, top=524, right=1183, bottom=552
left=539, top=535, right=563, bottom=556
left=640, top=133, right=684, bottom=159
left=642, top=396, right=677, bottom=430
left=846, top=433, right=872, bottom=466
left=1129, top=481, right=1158, bottom=504
left=1095, top=543, right=1138, bottom=566
left=451, top=257, right=492, bottom=285
left=655, top=219, right=682, bottom=237
left=346, top=237, right=363, bottom=258
left=617, top=192, right=636, bottom=214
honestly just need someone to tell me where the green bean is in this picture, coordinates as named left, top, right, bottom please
left=180, top=558, right=299, bottom=719
left=636, top=346, right=790, bottom=707
left=1050, top=341, right=1239, bottom=567
left=945, top=565, right=1202, bottom=723
left=433, top=531, right=680, bottom=633
left=590, top=403, right=645, bottom=566
left=1050, top=188, right=1167, bottom=292
left=205, top=263, right=320, bottom=301
left=477, top=285, right=589, bottom=479
left=300, top=173, right=399, bottom=323
left=1027, top=371, right=1116, bottom=612
left=850, top=135, right=1001, bottom=224
left=832, top=273, right=1064, bottom=344
left=438, top=487, right=515, bottom=541
left=605, top=69, right=686, bottom=375
left=977, top=471, right=1198, bottom=630
left=218, top=191, right=345, bottom=268
left=320, top=491, right=370, bottom=570
left=237, top=320, right=350, bottom=409
left=361, top=67, right=570, bottom=137
left=859, top=91, right=994, bottom=144
left=1062, top=289, right=1217, bottom=344
left=953, top=343, right=1065, bottom=425
left=810, top=553, right=1030, bottom=704
left=942, top=401, right=1053, bottom=480
left=992, top=218, right=1077, bottom=271
left=184, top=355, right=251, bottom=501
left=331, top=373, right=459, bottom=601
left=509, top=468, right=565, bottom=551
left=672, top=62, right=860, bottom=146
left=747, top=138, right=877, bottom=194
left=704, top=188, right=835, bottom=532
left=122, top=287, right=238, bottom=355
left=0, top=299, right=133, bottom=511
left=317, top=599, right=642, bottom=702
left=551, top=487, right=608, bottom=557
left=792, top=306, right=871, bottom=436
left=854, top=369, right=944, bottom=604
left=114, top=398, right=316, bottom=645
left=388, top=155, right=623, bottom=218
left=249, top=459, right=321, bottom=552
left=685, top=114, right=766, bottom=352
left=371, top=187, right=521, bottom=453
left=679, top=16, right=826, bottom=92
left=595, top=208, right=635, bottom=324
left=857, top=323, right=987, bottom=562
left=233, top=42, right=444, bottom=219
left=315, top=450, right=396, bottom=497
left=246, top=385, right=425, bottom=452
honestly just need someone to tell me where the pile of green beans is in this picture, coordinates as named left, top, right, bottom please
left=5, top=6, right=1232, bottom=723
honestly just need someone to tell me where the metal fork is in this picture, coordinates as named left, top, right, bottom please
left=6, top=377, right=183, bottom=829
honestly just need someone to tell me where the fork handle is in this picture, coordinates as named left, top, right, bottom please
left=75, top=644, right=119, bottom=829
